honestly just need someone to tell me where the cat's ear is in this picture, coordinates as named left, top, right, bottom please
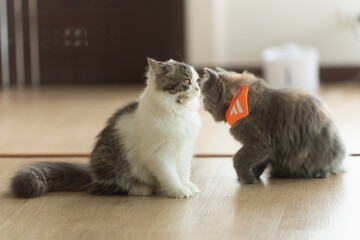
left=203, top=67, right=218, bottom=79
left=147, top=57, right=161, bottom=70
left=215, top=67, right=226, bottom=72
left=147, top=57, right=172, bottom=74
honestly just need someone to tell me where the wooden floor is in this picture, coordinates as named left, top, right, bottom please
left=1, top=156, right=360, bottom=240
left=1, top=83, right=360, bottom=239
left=1, top=83, right=359, bottom=155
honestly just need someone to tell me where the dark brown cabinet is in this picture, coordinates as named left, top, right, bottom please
left=1, top=0, right=184, bottom=85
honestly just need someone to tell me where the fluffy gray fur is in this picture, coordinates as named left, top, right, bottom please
left=10, top=58, right=196, bottom=198
left=200, top=68, right=345, bottom=183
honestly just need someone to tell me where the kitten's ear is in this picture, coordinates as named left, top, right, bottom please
left=147, top=57, right=160, bottom=69
left=215, top=67, right=226, bottom=72
left=147, top=57, right=172, bottom=74
left=203, top=67, right=218, bottom=79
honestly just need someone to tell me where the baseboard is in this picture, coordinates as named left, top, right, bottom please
left=319, top=66, right=360, bottom=83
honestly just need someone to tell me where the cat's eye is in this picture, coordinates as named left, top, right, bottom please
left=184, top=79, right=190, bottom=85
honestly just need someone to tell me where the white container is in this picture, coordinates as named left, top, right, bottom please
left=262, top=44, right=319, bottom=93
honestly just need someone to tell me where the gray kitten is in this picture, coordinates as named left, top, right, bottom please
left=10, top=58, right=201, bottom=198
left=200, top=68, right=345, bottom=183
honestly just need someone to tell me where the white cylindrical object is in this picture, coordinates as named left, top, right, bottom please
left=262, top=44, right=319, bottom=93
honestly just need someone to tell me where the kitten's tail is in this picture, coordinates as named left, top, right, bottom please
left=10, top=162, right=92, bottom=198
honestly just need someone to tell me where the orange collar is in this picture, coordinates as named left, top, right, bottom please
left=225, top=87, right=249, bottom=126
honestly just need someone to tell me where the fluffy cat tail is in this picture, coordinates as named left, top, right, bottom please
left=10, top=162, right=92, bottom=198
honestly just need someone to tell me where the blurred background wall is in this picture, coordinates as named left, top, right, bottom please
left=185, top=0, right=360, bottom=67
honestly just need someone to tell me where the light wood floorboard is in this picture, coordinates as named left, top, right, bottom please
left=1, top=83, right=359, bottom=155
left=0, top=156, right=360, bottom=240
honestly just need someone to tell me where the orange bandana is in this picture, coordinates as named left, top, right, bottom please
left=225, top=87, right=249, bottom=126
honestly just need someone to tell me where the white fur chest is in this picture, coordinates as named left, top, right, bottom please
left=139, top=98, right=201, bottom=147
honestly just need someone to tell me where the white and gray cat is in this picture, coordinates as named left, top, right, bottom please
left=200, top=68, right=345, bottom=183
left=11, top=58, right=202, bottom=198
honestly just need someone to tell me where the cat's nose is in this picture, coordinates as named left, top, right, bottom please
left=195, top=88, right=199, bottom=92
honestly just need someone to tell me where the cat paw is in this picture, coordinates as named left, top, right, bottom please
left=238, top=176, right=258, bottom=184
left=184, top=181, right=200, bottom=194
left=237, top=171, right=258, bottom=184
left=128, top=184, right=153, bottom=196
left=166, top=186, right=193, bottom=199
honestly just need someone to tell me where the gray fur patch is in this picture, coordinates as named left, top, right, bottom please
left=89, top=101, right=139, bottom=194
left=200, top=69, right=345, bottom=183
left=11, top=162, right=92, bottom=198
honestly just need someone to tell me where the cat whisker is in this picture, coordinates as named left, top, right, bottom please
left=200, top=97, right=213, bottom=107
left=200, top=95, right=215, bottom=107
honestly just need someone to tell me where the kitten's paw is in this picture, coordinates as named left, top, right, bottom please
left=238, top=175, right=258, bottom=184
left=313, top=169, right=331, bottom=178
left=167, top=186, right=193, bottom=199
left=184, top=181, right=200, bottom=194
left=128, top=184, right=153, bottom=196
left=237, top=171, right=258, bottom=184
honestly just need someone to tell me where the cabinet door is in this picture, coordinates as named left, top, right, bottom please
left=38, top=0, right=184, bottom=84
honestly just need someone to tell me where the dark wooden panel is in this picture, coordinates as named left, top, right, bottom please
left=6, top=0, right=16, bottom=85
left=22, top=0, right=32, bottom=85
left=37, top=0, right=185, bottom=84
left=319, top=66, right=360, bottom=83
